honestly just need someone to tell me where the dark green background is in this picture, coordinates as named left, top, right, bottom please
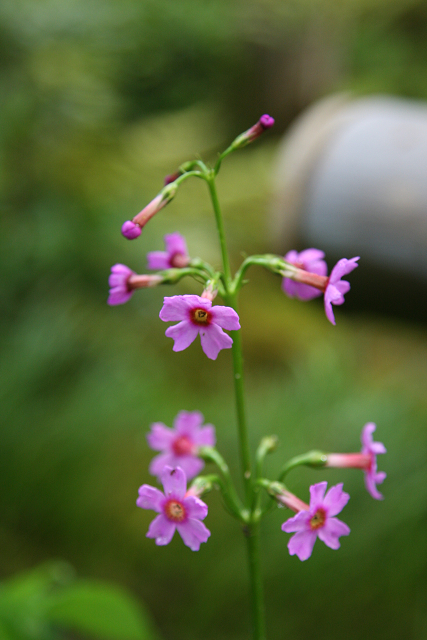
left=1, top=1, right=427, bottom=638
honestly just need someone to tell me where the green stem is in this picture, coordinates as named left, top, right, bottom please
left=245, top=521, right=266, bottom=640
left=206, top=176, right=232, bottom=285
left=278, top=450, right=326, bottom=483
left=206, top=173, right=265, bottom=640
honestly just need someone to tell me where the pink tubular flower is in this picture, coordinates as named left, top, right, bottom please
left=147, top=233, right=190, bottom=270
left=282, top=249, right=328, bottom=301
left=147, top=411, right=216, bottom=481
left=326, top=423, right=386, bottom=500
left=281, top=482, right=350, bottom=561
left=159, top=295, right=240, bottom=360
left=108, top=264, right=163, bottom=305
left=136, top=466, right=210, bottom=551
left=283, top=255, right=359, bottom=325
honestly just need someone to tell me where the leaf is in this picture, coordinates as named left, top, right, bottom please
left=45, top=580, right=161, bottom=640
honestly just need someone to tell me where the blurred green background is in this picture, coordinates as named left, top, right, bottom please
left=1, top=0, right=427, bottom=638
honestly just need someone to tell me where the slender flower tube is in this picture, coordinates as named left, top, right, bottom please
left=122, top=185, right=177, bottom=239
left=231, top=114, right=275, bottom=149
left=281, top=482, right=350, bottom=561
left=326, top=423, right=387, bottom=500
left=108, top=264, right=163, bottom=305
left=282, top=255, right=359, bottom=325
left=159, top=295, right=240, bottom=360
left=282, top=249, right=328, bottom=300
left=147, top=233, right=190, bottom=270
left=147, top=410, right=216, bottom=481
left=137, top=466, right=210, bottom=551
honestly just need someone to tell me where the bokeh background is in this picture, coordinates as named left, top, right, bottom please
left=1, top=0, right=427, bottom=638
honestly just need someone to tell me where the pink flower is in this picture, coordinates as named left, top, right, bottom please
left=147, top=233, right=190, bottom=270
left=108, top=264, right=163, bottom=305
left=324, top=257, right=359, bottom=325
left=136, top=466, right=211, bottom=551
left=147, top=411, right=216, bottom=481
left=159, top=295, right=240, bottom=360
left=282, top=254, right=359, bottom=325
left=281, top=482, right=350, bottom=561
left=282, top=249, right=327, bottom=301
left=326, top=423, right=386, bottom=500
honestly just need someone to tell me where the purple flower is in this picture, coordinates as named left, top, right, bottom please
left=324, top=257, right=359, bottom=325
left=282, top=249, right=328, bottom=301
left=147, top=411, right=216, bottom=481
left=281, top=482, right=350, bottom=561
left=108, top=264, right=135, bottom=305
left=361, top=423, right=387, bottom=500
left=108, top=264, right=163, bottom=306
left=159, top=295, right=240, bottom=360
left=326, top=423, right=386, bottom=500
left=147, top=233, right=190, bottom=270
left=136, top=466, right=211, bottom=551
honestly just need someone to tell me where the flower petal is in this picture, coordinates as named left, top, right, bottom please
left=193, top=424, right=216, bottom=447
left=149, top=452, right=175, bottom=478
left=329, top=257, right=359, bottom=285
left=173, top=455, right=204, bottom=480
left=165, top=321, right=198, bottom=352
left=136, top=485, right=165, bottom=512
left=365, top=471, right=385, bottom=500
left=147, top=251, right=170, bottom=270
left=107, top=288, right=134, bottom=306
left=323, top=483, right=350, bottom=517
left=147, top=422, right=176, bottom=451
left=200, top=323, right=233, bottom=360
left=160, top=295, right=210, bottom=321
left=309, top=482, right=328, bottom=509
left=281, top=510, right=310, bottom=533
left=182, top=495, right=208, bottom=520
left=210, top=306, right=241, bottom=330
left=146, top=514, right=176, bottom=546
left=287, top=530, right=317, bottom=561
left=174, top=411, right=204, bottom=437
left=164, top=232, right=188, bottom=258
left=176, top=519, right=211, bottom=551
left=161, top=466, right=187, bottom=499
left=317, top=517, right=350, bottom=549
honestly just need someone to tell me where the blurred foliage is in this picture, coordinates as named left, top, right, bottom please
left=0, top=562, right=160, bottom=640
left=1, top=0, right=427, bottom=639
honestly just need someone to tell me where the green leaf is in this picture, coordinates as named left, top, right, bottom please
left=45, top=580, right=161, bottom=640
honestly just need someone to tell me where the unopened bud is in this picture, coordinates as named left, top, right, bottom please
left=231, top=114, right=275, bottom=150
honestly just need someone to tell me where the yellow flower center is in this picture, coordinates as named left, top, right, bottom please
left=309, top=508, right=326, bottom=530
left=191, top=308, right=211, bottom=325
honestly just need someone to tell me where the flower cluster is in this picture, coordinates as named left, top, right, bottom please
left=107, top=115, right=386, bottom=571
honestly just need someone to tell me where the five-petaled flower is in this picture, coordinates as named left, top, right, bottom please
left=108, top=264, right=163, bottom=306
left=147, top=411, right=215, bottom=481
left=282, top=249, right=328, bottom=301
left=137, top=466, right=211, bottom=551
left=282, top=254, right=359, bottom=325
left=147, top=233, right=190, bottom=270
left=326, top=423, right=386, bottom=500
left=159, top=295, right=240, bottom=360
left=281, top=482, right=350, bottom=561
